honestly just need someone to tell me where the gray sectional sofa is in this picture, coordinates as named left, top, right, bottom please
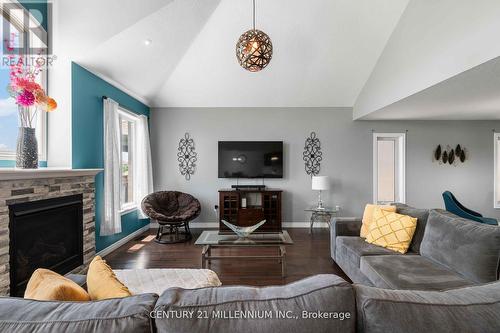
left=331, top=205, right=500, bottom=290
left=0, top=205, right=498, bottom=332
left=0, top=274, right=499, bottom=333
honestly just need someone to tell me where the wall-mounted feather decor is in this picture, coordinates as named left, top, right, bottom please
left=433, top=144, right=467, bottom=165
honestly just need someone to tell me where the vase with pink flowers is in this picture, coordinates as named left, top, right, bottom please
left=6, top=53, right=57, bottom=169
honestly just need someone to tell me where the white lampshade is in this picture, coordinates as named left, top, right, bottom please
left=312, top=176, right=329, bottom=190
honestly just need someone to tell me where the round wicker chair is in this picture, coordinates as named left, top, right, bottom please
left=141, top=191, right=201, bottom=244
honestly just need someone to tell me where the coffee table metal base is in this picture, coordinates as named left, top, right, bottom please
left=201, top=245, right=287, bottom=278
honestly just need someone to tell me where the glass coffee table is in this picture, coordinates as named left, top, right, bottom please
left=195, top=231, right=293, bottom=277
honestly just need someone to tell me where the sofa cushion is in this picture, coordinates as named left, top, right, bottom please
left=335, top=252, right=374, bottom=286
left=354, top=281, right=500, bottom=333
left=420, top=209, right=500, bottom=283
left=154, top=274, right=356, bottom=333
left=360, top=255, right=474, bottom=290
left=0, top=294, right=158, bottom=333
left=330, top=218, right=362, bottom=260
left=66, top=273, right=87, bottom=288
left=336, top=236, right=399, bottom=268
left=392, top=203, right=429, bottom=253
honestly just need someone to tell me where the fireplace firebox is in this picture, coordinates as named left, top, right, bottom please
left=8, top=194, right=84, bottom=296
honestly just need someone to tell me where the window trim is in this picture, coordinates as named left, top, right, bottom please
left=494, top=133, right=500, bottom=208
left=373, top=132, right=406, bottom=205
left=118, top=107, right=139, bottom=213
left=0, top=151, right=16, bottom=160
left=120, top=203, right=137, bottom=216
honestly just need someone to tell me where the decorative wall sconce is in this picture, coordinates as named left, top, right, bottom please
left=434, top=144, right=466, bottom=165
left=177, top=133, right=197, bottom=180
left=303, top=132, right=322, bottom=176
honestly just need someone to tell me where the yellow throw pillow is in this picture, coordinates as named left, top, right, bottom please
left=87, top=256, right=132, bottom=300
left=360, top=204, right=397, bottom=238
left=24, top=268, right=90, bottom=301
left=365, top=207, right=418, bottom=254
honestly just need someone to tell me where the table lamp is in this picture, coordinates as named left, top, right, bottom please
left=312, top=176, right=329, bottom=210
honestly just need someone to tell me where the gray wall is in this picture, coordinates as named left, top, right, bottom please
left=150, top=107, right=500, bottom=224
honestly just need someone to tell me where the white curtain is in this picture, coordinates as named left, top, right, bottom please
left=133, top=115, right=154, bottom=219
left=102, top=98, right=122, bottom=236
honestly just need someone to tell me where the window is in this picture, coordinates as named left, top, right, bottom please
left=119, top=108, right=137, bottom=212
left=0, top=3, right=48, bottom=162
left=373, top=133, right=406, bottom=204
left=494, top=133, right=500, bottom=208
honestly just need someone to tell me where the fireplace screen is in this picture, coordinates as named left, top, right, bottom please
left=9, top=194, right=84, bottom=296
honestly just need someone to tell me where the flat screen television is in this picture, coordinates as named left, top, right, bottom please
left=218, top=141, right=283, bottom=178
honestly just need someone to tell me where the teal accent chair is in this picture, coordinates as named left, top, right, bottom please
left=442, top=191, right=498, bottom=225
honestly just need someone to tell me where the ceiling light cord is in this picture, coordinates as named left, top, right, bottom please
left=253, top=0, right=256, bottom=31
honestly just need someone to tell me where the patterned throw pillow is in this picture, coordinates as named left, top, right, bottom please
left=365, top=207, right=418, bottom=254
left=360, top=204, right=397, bottom=238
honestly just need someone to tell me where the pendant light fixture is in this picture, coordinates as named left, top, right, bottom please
left=236, top=0, right=273, bottom=72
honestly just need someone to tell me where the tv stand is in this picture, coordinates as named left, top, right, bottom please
left=218, top=188, right=282, bottom=234
left=231, top=184, right=266, bottom=191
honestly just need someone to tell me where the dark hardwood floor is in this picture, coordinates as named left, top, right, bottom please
left=104, top=228, right=350, bottom=286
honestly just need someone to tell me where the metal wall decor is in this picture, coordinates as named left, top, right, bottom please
left=236, top=0, right=273, bottom=72
left=303, top=132, right=322, bottom=176
left=433, top=144, right=467, bottom=165
left=177, top=133, right=197, bottom=180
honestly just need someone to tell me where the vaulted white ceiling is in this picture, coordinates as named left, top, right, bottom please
left=354, top=0, right=500, bottom=120
left=361, top=56, right=500, bottom=120
left=59, top=0, right=409, bottom=107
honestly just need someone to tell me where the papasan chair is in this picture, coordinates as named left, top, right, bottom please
left=141, top=191, right=201, bottom=244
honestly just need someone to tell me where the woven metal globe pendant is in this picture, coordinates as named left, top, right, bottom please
left=236, top=29, right=273, bottom=72
left=236, top=0, right=272, bottom=72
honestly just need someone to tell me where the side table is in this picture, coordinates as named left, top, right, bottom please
left=304, top=207, right=339, bottom=234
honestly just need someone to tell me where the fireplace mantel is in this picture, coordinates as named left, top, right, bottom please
left=0, top=168, right=102, bottom=181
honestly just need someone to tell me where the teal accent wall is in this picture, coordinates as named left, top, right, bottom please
left=72, top=63, right=150, bottom=252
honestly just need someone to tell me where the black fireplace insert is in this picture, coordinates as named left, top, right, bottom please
left=8, top=194, right=84, bottom=296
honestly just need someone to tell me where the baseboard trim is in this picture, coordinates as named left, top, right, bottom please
left=186, top=222, right=219, bottom=229
left=148, top=222, right=220, bottom=229
left=149, top=222, right=329, bottom=229
left=283, top=222, right=329, bottom=228
left=96, top=224, right=151, bottom=257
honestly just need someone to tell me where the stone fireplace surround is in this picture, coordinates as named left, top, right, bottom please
left=0, top=169, right=101, bottom=296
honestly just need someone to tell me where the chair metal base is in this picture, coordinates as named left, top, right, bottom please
left=155, top=221, right=192, bottom=244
